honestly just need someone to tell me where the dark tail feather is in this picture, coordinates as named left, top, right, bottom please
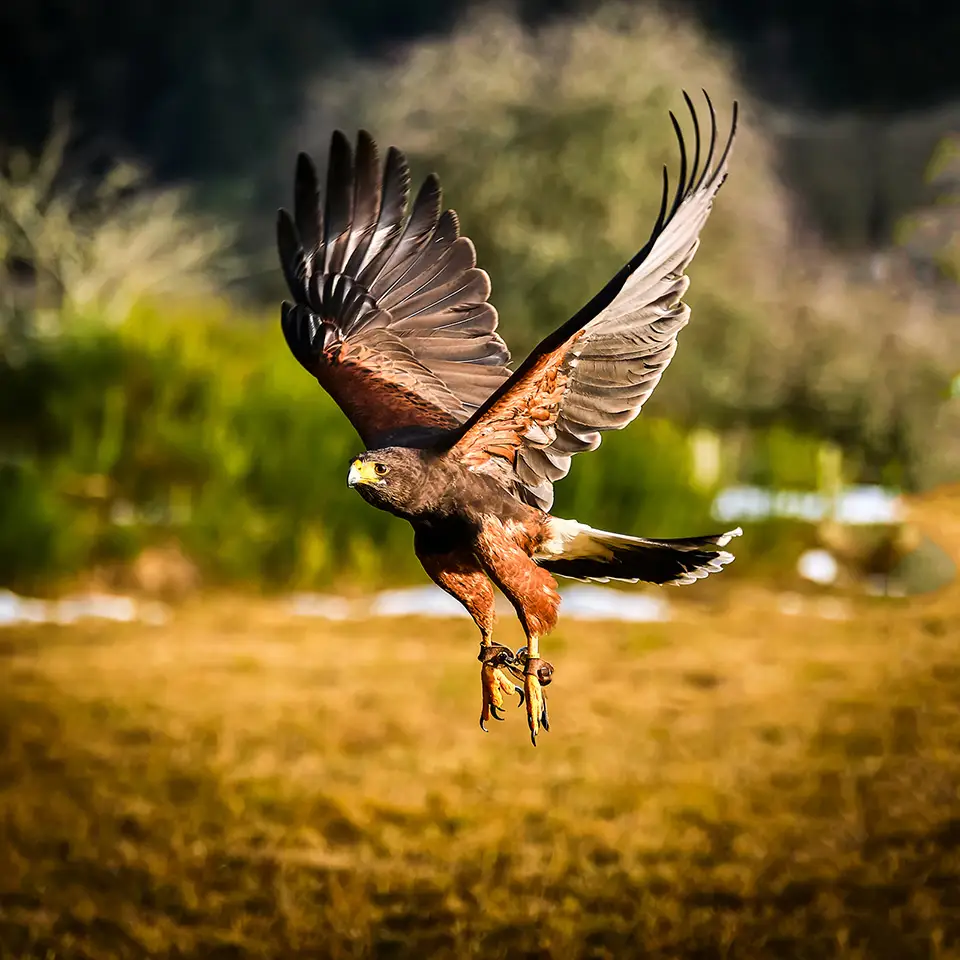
left=537, top=524, right=742, bottom=586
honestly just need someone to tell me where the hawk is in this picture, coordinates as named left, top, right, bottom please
left=277, top=91, right=741, bottom=745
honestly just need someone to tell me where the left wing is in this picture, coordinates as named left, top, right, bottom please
left=439, top=92, right=738, bottom=510
left=277, top=130, right=512, bottom=448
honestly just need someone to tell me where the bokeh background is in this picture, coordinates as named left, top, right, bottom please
left=2, top=1, right=960, bottom=957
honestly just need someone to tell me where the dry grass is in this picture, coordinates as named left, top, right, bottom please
left=2, top=490, right=960, bottom=958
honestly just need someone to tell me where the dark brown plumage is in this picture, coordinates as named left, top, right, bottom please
left=277, top=91, right=742, bottom=745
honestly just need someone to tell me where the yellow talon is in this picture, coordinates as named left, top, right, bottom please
left=522, top=656, right=553, bottom=745
left=480, top=644, right=519, bottom=731
left=524, top=672, right=543, bottom=744
left=478, top=643, right=552, bottom=742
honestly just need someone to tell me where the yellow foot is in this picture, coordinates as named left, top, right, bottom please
left=518, top=647, right=553, bottom=747
left=479, top=643, right=524, bottom=732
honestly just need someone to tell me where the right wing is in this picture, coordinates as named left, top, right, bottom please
left=440, top=92, right=737, bottom=510
left=277, top=131, right=512, bottom=448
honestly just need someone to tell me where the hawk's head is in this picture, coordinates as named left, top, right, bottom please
left=347, top=447, right=432, bottom=518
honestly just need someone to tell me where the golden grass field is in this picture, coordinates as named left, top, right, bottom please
left=2, top=488, right=960, bottom=959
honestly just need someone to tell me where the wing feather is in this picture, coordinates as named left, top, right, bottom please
left=440, top=92, right=738, bottom=510
left=293, top=153, right=321, bottom=266
left=277, top=131, right=512, bottom=448
left=341, top=131, right=381, bottom=272
left=322, top=131, right=356, bottom=277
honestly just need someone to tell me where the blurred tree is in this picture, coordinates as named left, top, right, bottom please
left=1, top=0, right=958, bottom=186
left=299, top=6, right=958, bottom=486
left=899, top=133, right=960, bottom=290
left=0, top=0, right=468, bottom=184
left=0, top=115, right=233, bottom=338
left=681, top=0, right=960, bottom=113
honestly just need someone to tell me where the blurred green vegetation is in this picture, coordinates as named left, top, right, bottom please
left=0, top=302, right=730, bottom=591
left=1, top=303, right=391, bottom=590
left=1, top=6, right=957, bottom=593
left=305, top=8, right=959, bottom=482
left=0, top=295, right=920, bottom=593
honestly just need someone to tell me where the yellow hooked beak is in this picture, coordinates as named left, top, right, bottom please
left=347, top=458, right=381, bottom=488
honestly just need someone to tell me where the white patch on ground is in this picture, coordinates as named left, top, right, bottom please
left=0, top=590, right=170, bottom=627
left=797, top=549, right=839, bottom=585
left=559, top=585, right=671, bottom=622
left=776, top=592, right=852, bottom=621
left=286, top=584, right=672, bottom=623
left=713, top=484, right=902, bottom=525
left=369, top=586, right=473, bottom=619
left=1, top=585, right=674, bottom=628
left=286, top=593, right=354, bottom=621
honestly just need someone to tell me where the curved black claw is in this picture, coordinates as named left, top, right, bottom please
left=515, top=685, right=525, bottom=708
left=541, top=699, right=550, bottom=732
left=480, top=643, right=523, bottom=733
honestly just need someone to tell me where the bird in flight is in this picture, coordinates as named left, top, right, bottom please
left=277, top=91, right=741, bottom=745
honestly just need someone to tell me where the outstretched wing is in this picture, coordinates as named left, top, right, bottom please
left=440, top=91, right=738, bottom=510
left=277, top=131, right=512, bottom=448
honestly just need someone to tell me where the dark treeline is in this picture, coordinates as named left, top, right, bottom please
left=1, top=0, right=958, bottom=185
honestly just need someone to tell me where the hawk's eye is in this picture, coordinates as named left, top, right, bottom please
left=374, top=462, right=390, bottom=477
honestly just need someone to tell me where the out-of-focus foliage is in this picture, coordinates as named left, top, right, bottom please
left=1, top=303, right=755, bottom=591
left=773, top=102, right=960, bottom=252
left=0, top=114, right=234, bottom=333
left=2, top=0, right=958, bottom=182
left=899, top=132, right=960, bottom=287
left=302, top=6, right=787, bottom=352
left=300, top=6, right=959, bottom=485
left=0, top=6, right=956, bottom=591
